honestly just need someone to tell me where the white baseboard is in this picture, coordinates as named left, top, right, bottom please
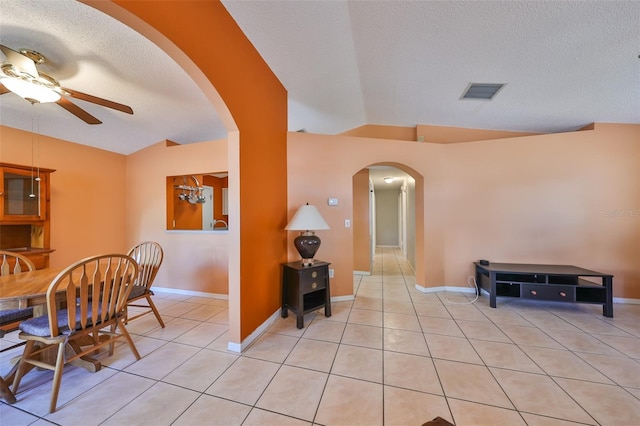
left=414, top=284, right=476, bottom=294
left=613, top=297, right=640, bottom=304
left=227, top=309, right=281, bottom=353
left=353, top=270, right=371, bottom=276
left=414, top=285, right=640, bottom=305
left=153, top=286, right=228, bottom=300
left=332, top=295, right=355, bottom=303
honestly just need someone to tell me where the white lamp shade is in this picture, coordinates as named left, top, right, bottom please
left=285, top=204, right=330, bottom=231
left=1, top=77, right=61, bottom=103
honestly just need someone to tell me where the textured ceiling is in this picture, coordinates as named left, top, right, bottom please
left=0, top=0, right=638, bottom=156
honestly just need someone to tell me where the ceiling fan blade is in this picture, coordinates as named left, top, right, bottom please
left=56, top=96, right=102, bottom=125
left=0, top=44, right=39, bottom=77
left=0, top=82, right=10, bottom=95
left=62, top=88, right=133, bottom=115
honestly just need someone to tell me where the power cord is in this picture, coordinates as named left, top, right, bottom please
left=443, top=276, right=479, bottom=305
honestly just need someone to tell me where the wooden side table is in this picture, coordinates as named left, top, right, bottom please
left=281, top=261, right=331, bottom=328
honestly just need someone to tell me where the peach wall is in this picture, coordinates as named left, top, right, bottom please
left=353, top=169, right=370, bottom=272
left=288, top=124, right=639, bottom=300
left=417, top=124, right=540, bottom=143
left=126, top=140, right=229, bottom=295
left=0, top=125, right=126, bottom=267
left=339, top=123, right=539, bottom=143
left=341, top=124, right=417, bottom=141
left=442, top=123, right=640, bottom=298
left=287, top=132, right=441, bottom=296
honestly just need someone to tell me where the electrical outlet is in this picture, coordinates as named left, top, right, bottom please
left=328, top=197, right=339, bottom=206
left=329, top=268, right=334, bottom=278
left=344, top=219, right=350, bottom=228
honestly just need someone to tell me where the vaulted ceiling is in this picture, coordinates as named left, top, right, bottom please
left=1, top=0, right=638, bottom=156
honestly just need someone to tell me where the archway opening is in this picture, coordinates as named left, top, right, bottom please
left=352, top=162, right=425, bottom=288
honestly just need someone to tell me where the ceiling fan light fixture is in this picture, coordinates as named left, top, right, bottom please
left=384, top=177, right=395, bottom=184
left=1, top=76, right=60, bottom=103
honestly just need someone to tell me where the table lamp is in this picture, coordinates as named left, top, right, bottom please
left=285, top=203, right=330, bottom=266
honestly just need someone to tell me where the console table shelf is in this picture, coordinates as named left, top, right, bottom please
left=475, top=262, right=613, bottom=317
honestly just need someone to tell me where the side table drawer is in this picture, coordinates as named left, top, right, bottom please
left=521, top=284, right=575, bottom=301
left=299, top=268, right=327, bottom=293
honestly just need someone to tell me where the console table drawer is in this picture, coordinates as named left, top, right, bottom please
left=521, top=284, right=575, bottom=301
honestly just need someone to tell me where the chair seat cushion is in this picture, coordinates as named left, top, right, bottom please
left=19, top=306, right=104, bottom=337
left=0, top=308, right=34, bottom=325
left=128, top=286, right=151, bottom=300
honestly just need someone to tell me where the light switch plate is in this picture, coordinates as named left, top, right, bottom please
left=328, top=198, right=339, bottom=206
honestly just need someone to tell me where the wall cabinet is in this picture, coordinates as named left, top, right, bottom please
left=0, top=163, right=55, bottom=269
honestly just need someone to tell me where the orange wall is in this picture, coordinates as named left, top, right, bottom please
left=97, top=0, right=289, bottom=343
left=0, top=128, right=231, bottom=296
left=0, top=125, right=127, bottom=267
left=288, top=124, right=639, bottom=300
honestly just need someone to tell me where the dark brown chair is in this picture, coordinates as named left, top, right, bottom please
left=126, top=241, right=165, bottom=328
left=11, top=254, right=140, bottom=413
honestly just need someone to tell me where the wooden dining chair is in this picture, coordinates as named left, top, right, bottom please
left=126, top=241, right=165, bottom=328
left=11, top=253, right=141, bottom=413
left=0, top=251, right=36, bottom=335
left=0, top=251, right=36, bottom=404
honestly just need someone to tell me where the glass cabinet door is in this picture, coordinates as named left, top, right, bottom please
left=0, top=167, right=45, bottom=221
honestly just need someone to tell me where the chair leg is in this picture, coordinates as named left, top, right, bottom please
left=11, top=340, right=36, bottom=395
left=48, top=342, right=66, bottom=413
left=92, top=331, right=100, bottom=355
left=146, top=295, right=165, bottom=328
left=108, top=323, right=117, bottom=356
left=116, top=318, right=140, bottom=360
left=0, top=376, right=16, bottom=404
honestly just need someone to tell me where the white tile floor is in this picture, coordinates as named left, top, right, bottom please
left=1, top=247, right=639, bottom=425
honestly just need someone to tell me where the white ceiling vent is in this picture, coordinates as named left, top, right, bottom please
left=461, top=83, right=505, bottom=100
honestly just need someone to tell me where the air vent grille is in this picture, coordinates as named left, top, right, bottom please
left=461, top=83, right=505, bottom=100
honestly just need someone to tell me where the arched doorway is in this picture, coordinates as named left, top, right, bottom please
left=353, top=163, right=423, bottom=282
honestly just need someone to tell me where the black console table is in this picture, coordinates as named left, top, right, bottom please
left=474, top=262, right=613, bottom=317
left=281, top=261, right=331, bottom=328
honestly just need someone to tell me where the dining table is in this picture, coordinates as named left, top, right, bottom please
left=0, top=267, right=104, bottom=403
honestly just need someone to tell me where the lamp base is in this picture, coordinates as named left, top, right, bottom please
left=294, top=231, right=321, bottom=266
left=300, top=257, right=315, bottom=267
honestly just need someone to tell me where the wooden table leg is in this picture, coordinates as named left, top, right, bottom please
left=67, top=340, right=101, bottom=372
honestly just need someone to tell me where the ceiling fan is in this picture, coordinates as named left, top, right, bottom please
left=0, top=44, right=133, bottom=124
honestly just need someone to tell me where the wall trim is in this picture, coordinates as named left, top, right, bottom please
left=613, top=297, right=640, bottom=305
left=354, top=270, right=371, bottom=276
left=153, top=286, right=229, bottom=300
left=414, top=285, right=476, bottom=294
left=228, top=309, right=281, bottom=353
left=415, top=286, right=640, bottom=305
left=332, top=295, right=355, bottom=303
